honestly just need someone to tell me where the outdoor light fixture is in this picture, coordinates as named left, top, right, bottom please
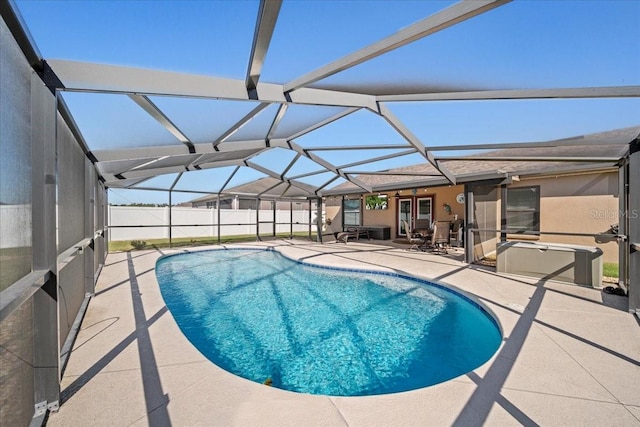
left=394, top=192, right=400, bottom=199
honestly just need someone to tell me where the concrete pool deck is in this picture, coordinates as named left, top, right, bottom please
left=47, top=240, right=640, bottom=426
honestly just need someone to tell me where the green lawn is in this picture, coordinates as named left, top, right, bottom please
left=603, top=262, right=619, bottom=278
left=108, top=232, right=318, bottom=252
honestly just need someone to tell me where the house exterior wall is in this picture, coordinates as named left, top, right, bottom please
left=325, top=185, right=466, bottom=238
left=324, top=197, right=343, bottom=236
left=507, top=170, right=620, bottom=264
left=325, top=171, right=620, bottom=264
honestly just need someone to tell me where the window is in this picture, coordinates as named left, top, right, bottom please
left=365, top=194, right=388, bottom=210
left=506, top=186, right=540, bottom=232
left=343, top=198, right=361, bottom=227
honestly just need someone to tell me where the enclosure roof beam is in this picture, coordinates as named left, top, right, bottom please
left=212, top=103, right=271, bottom=149
left=265, top=103, right=288, bottom=143
left=435, top=156, right=622, bottom=162
left=246, top=0, right=282, bottom=95
left=283, top=0, right=510, bottom=92
left=315, top=175, right=340, bottom=194
left=279, top=183, right=293, bottom=198
left=92, top=139, right=281, bottom=162
left=425, top=132, right=639, bottom=151
left=286, top=149, right=417, bottom=180
left=128, top=95, right=195, bottom=153
left=378, top=103, right=457, bottom=184
left=245, top=160, right=318, bottom=196
left=218, top=166, right=241, bottom=194
left=287, top=168, right=332, bottom=181
left=307, top=144, right=412, bottom=151
left=342, top=171, right=442, bottom=176
left=280, top=153, right=301, bottom=179
left=47, top=60, right=377, bottom=108
left=287, top=141, right=373, bottom=193
left=336, top=148, right=417, bottom=170
left=168, top=172, right=183, bottom=191
left=127, top=186, right=215, bottom=195
left=258, top=180, right=286, bottom=197
left=377, top=86, right=640, bottom=102
left=286, top=107, right=360, bottom=140
left=0, top=0, right=43, bottom=69
left=105, top=159, right=246, bottom=182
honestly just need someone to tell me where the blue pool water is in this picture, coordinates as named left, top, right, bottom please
left=156, top=248, right=501, bottom=396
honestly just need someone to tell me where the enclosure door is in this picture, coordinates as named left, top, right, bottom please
left=398, top=198, right=412, bottom=236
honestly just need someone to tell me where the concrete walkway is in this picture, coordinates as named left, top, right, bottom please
left=47, top=240, right=640, bottom=426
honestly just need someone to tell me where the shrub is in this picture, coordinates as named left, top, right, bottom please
left=130, top=240, right=146, bottom=250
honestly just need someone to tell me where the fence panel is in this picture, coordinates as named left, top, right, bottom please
left=107, top=206, right=321, bottom=241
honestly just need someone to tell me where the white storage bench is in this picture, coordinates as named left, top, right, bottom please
left=497, top=241, right=603, bottom=287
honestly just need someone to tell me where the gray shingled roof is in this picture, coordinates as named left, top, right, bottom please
left=325, top=126, right=638, bottom=195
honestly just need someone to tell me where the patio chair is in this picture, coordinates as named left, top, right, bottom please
left=336, top=227, right=358, bottom=243
left=401, top=220, right=424, bottom=251
left=431, top=221, right=451, bottom=254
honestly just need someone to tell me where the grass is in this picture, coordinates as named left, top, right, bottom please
left=108, top=232, right=318, bottom=252
left=603, top=262, right=619, bottom=279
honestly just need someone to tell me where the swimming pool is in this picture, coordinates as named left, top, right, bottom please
left=156, top=248, right=501, bottom=396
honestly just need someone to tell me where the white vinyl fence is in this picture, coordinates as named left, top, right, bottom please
left=108, top=206, right=322, bottom=241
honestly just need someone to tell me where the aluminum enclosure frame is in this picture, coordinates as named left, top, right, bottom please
left=1, top=2, right=640, bottom=425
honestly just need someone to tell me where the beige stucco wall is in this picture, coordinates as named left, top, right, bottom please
left=508, top=170, right=620, bottom=263
left=324, top=186, right=465, bottom=239
left=325, top=170, right=620, bottom=264
left=324, top=197, right=343, bottom=236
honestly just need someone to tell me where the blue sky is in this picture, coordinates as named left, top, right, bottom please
left=13, top=0, right=640, bottom=204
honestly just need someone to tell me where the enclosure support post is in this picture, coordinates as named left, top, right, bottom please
left=618, top=158, right=629, bottom=293
left=256, top=197, right=261, bottom=241
left=316, top=197, right=323, bottom=243
left=464, top=184, right=474, bottom=264
left=217, top=194, right=221, bottom=244
left=308, top=199, right=312, bottom=240
left=273, top=200, right=276, bottom=238
left=105, top=190, right=110, bottom=253
left=167, top=173, right=182, bottom=249
left=500, top=185, right=507, bottom=242
left=84, top=160, right=95, bottom=296
left=290, top=201, right=293, bottom=239
left=31, top=85, right=60, bottom=414
left=628, top=138, right=639, bottom=315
